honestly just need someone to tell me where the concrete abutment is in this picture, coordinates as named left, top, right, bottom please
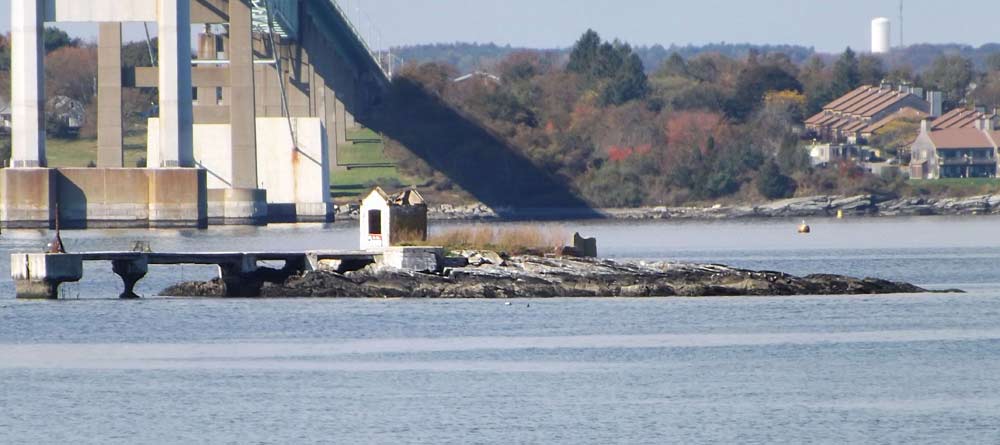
left=5, top=0, right=385, bottom=227
left=11, top=253, right=83, bottom=299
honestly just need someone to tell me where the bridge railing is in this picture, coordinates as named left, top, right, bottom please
left=327, top=0, right=392, bottom=80
left=250, top=0, right=299, bottom=39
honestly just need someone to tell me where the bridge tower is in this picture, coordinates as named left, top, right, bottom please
left=2, top=0, right=388, bottom=229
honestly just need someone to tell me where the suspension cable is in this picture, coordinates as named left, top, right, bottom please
left=143, top=22, right=157, bottom=66
left=263, top=0, right=299, bottom=150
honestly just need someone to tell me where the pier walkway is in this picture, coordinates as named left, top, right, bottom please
left=11, top=250, right=379, bottom=299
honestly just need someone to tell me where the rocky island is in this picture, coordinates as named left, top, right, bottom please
left=161, top=251, right=930, bottom=298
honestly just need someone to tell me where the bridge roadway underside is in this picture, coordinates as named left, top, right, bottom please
left=11, top=251, right=378, bottom=299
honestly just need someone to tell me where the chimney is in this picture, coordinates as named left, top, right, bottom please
left=911, top=87, right=924, bottom=98
left=926, top=91, right=943, bottom=117
left=920, top=119, right=931, bottom=133
left=880, top=80, right=891, bottom=90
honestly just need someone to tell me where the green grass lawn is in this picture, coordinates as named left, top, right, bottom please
left=346, top=127, right=381, bottom=141
left=46, top=133, right=148, bottom=167
left=42, top=128, right=407, bottom=203
left=330, top=166, right=407, bottom=201
left=908, top=177, right=1000, bottom=197
left=337, top=141, right=392, bottom=165
left=910, top=178, right=1000, bottom=186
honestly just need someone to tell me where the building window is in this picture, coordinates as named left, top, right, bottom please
left=368, top=210, right=382, bottom=235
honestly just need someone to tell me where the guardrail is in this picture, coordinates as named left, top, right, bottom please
left=326, top=0, right=391, bottom=80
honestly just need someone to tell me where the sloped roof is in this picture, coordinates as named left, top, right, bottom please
left=989, top=131, right=1000, bottom=147
left=824, top=86, right=869, bottom=110
left=388, top=189, right=425, bottom=206
left=861, top=107, right=928, bottom=134
left=928, top=128, right=996, bottom=149
left=932, top=108, right=995, bottom=130
left=807, top=85, right=929, bottom=138
left=363, top=187, right=426, bottom=206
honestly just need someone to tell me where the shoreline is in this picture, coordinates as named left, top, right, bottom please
left=335, top=194, right=1000, bottom=221
left=161, top=253, right=938, bottom=299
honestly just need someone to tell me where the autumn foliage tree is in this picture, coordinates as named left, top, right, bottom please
left=391, top=30, right=999, bottom=207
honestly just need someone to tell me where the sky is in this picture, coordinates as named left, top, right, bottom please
left=0, top=0, right=996, bottom=53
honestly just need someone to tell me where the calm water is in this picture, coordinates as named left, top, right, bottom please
left=3, top=217, right=1000, bottom=443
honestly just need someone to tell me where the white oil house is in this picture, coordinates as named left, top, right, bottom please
left=359, top=187, right=428, bottom=250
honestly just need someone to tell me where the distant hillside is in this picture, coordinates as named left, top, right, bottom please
left=391, top=42, right=816, bottom=74
left=391, top=43, right=538, bottom=74
left=392, top=42, right=1000, bottom=74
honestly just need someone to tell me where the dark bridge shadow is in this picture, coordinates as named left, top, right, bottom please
left=367, top=78, right=603, bottom=220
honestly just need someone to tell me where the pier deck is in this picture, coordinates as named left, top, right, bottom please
left=11, top=250, right=380, bottom=299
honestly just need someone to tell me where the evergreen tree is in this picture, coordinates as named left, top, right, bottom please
left=658, top=52, right=688, bottom=78
left=725, top=64, right=802, bottom=121
left=602, top=52, right=648, bottom=106
left=42, top=28, right=76, bottom=53
left=857, top=54, right=886, bottom=86
left=755, top=159, right=797, bottom=199
left=594, top=41, right=623, bottom=79
left=831, top=47, right=860, bottom=96
left=923, top=54, right=974, bottom=107
left=567, top=29, right=601, bottom=77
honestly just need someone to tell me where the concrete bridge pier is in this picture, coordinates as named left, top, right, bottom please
left=10, top=0, right=46, bottom=167
left=11, top=254, right=83, bottom=299
left=218, top=254, right=262, bottom=297
left=112, top=257, right=148, bottom=299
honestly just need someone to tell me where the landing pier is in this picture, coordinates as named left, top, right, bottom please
left=9, top=248, right=440, bottom=299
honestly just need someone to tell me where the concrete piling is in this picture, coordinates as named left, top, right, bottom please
left=111, top=257, right=148, bottom=299
left=11, top=253, right=83, bottom=299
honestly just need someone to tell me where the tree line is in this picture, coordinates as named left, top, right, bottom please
left=388, top=29, right=1000, bottom=207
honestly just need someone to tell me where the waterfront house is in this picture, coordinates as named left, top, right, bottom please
left=359, top=187, right=428, bottom=250
left=928, top=107, right=1000, bottom=131
left=910, top=118, right=1000, bottom=179
left=805, top=83, right=939, bottom=144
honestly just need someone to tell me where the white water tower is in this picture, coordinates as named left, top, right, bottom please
left=871, top=17, right=891, bottom=54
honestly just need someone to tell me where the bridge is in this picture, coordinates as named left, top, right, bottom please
left=1, top=0, right=392, bottom=228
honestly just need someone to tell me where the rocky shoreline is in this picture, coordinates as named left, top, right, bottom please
left=335, top=194, right=1000, bottom=221
left=161, top=253, right=934, bottom=298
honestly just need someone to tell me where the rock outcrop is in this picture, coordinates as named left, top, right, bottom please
left=161, top=254, right=930, bottom=298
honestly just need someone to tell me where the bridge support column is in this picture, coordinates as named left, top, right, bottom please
left=334, top=97, right=348, bottom=146
left=229, top=0, right=257, bottom=188
left=157, top=0, right=194, bottom=167
left=223, top=0, right=268, bottom=223
left=324, top=86, right=342, bottom=169
left=219, top=254, right=262, bottom=297
left=10, top=0, right=46, bottom=167
left=11, top=253, right=83, bottom=299
left=97, top=22, right=124, bottom=167
left=112, top=257, right=148, bottom=299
